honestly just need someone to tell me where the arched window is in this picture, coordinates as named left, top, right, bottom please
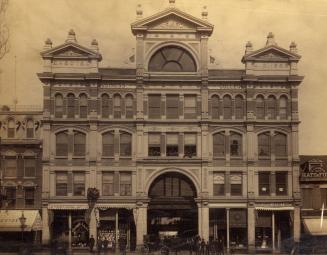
left=223, top=95, right=232, bottom=119
left=55, top=94, right=64, bottom=118
left=120, top=132, right=132, bottom=157
left=101, top=94, right=110, bottom=118
left=26, top=120, right=34, bottom=138
left=148, top=46, right=196, bottom=72
left=56, top=132, right=68, bottom=156
left=275, top=132, right=287, bottom=157
left=79, top=94, right=88, bottom=118
left=125, top=94, right=134, bottom=119
left=74, top=132, right=86, bottom=156
left=213, top=132, right=225, bottom=157
left=102, top=132, right=114, bottom=157
left=279, top=96, right=288, bottom=120
left=67, top=94, right=75, bottom=118
left=211, top=95, right=220, bottom=119
left=256, top=96, right=265, bottom=119
left=230, top=132, right=242, bottom=157
left=235, top=95, right=244, bottom=119
left=267, top=96, right=277, bottom=119
left=7, top=119, right=15, bottom=138
left=113, top=94, right=121, bottom=119
left=258, top=132, right=271, bottom=157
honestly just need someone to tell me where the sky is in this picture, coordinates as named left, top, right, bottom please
left=0, top=0, right=326, bottom=155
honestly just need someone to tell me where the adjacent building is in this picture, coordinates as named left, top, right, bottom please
left=0, top=105, right=43, bottom=244
left=25, top=0, right=305, bottom=253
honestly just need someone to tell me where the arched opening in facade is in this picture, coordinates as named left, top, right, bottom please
left=148, top=172, right=198, bottom=240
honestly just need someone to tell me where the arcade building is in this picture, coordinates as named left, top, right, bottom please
left=38, top=0, right=303, bottom=253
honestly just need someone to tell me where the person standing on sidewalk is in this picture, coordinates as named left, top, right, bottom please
left=89, top=235, right=95, bottom=253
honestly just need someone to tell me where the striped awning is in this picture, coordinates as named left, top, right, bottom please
left=48, top=203, right=89, bottom=210
left=255, top=206, right=294, bottom=211
left=95, top=204, right=135, bottom=210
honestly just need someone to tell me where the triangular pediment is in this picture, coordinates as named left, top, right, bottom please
left=243, top=45, right=300, bottom=62
left=131, top=8, right=213, bottom=35
left=41, top=43, right=101, bottom=60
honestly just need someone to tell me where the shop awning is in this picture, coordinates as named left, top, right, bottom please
left=255, top=206, right=294, bottom=211
left=48, top=203, right=89, bottom=210
left=95, top=204, right=135, bottom=210
left=303, top=218, right=327, bottom=236
left=0, top=210, right=42, bottom=232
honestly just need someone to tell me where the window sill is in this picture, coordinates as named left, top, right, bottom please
left=72, top=156, right=86, bottom=159
left=119, top=156, right=132, bottom=159
left=258, top=157, right=271, bottom=160
left=213, top=157, right=226, bottom=160
left=230, top=156, right=243, bottom=160
left=275, top=157, right=288, bottom=160
left=101, top=156, right=115, bottom=159
left=55, top=156, right=68, bottom=159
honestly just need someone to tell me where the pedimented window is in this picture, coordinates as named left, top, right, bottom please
left=148, top=46, right=196, bottom=72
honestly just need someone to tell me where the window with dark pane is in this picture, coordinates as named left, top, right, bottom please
left=184, top=95, right=197, bottom=119
left=73, top=132, right=86, bottom=156
left=148, top=46, right=196, bottom=72
left=267, top=96, right=277, bottom=119
left=148, top=133, right=161, bottom=156
left=113, top=94, right=122, bottom=119
left=148, top=94, right=161, bottom=119
left=26, top=119, right=34, bottom=138
left=235, top=95, right=244, bottom=119
left=258, top=132, right=271, bottom=157
left=166, top=95, right=179, bottom=119
left=120, top=172, right=132, bottom=196
left=73, top=172, right=85, bottom=196
left=279, top=96, right=288, bottom=120
left=5, top=159, right=16, bottom=177
left=184, top=133, right=197, bottom=158
left=302, top=188, right=313, bottom=209
left=102, top=172, right=114, bottom=196
left=67, top=93, right=75, bottom=118
left=230, top=132, right=242, bottom=157
left=24, top=158, right=36, bottom=177
left=276, top=171, right=287, bottom=195
left=125, top=94, right=134, bottom=119
left=120, top=132, right=132, bottom=157
left=230, top=173, right=242, bottom=196
left=102, top=132, right=114, bottom=157
left=211, top=95, right=220, bottom=119
left=213, top=173, right=225, bottom=196
left=275, top=132, right=287, bottom=157
left=213, top=132, right=225, bottom=157
left=259, top=172, right=270, bottom=196
left=25, top=188, right=35, bottom=207
left=56, top=132, right=68, bottom=156
left=256, top=96, right=265, bottom=119
left=55, top=94, right=64, bottom=118
left=101, top=94, right=110, bottom=118
left=166, top=134, right=178, bottom=156
left=7, top=119, right=15, bottom=138
left=56, top=172, right=68, bottom=196
left=79, top=94, right=88, bottom=118
left=5, top=187, right=16, bottom=208
left=223, top=95, right=232, bottom=119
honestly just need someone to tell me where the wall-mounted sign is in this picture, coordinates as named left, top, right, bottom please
left=301, top=159, right=327, bottom=180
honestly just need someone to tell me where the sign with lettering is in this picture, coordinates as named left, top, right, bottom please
left=301, top=159, right=327, bottom=181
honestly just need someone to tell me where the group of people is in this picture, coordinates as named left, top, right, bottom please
left=186, top=236, right=225, bottom=255
left=88, top=235, right=127, bottom=254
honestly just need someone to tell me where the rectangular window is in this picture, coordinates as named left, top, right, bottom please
left=276, top=172, right=288, bottom=196
left=56, top=172, right=68, bottom=196
left=5, top=159, right=16, bottom=177
left=24, top=159, right=36, bottom=177
left=259, top=172, right=270, bottom=196
left=102, top=133, right=114, bottom=157
left=184, top=134, right=197, bottom=158
left=24, top=188, right=35, bottom=207
left=5, top=188, right=16, bottom=208
left=213, top=133, right=225, bottom=157
left=73, top=173, right=85, bottom=196
left=166, top=134, right=179, bottom=156
left=184, top=95, right=197, bottom=119
left=148, top=134, right=161, bottom=156
left=120, top=172, right=132, bottom=196
left=213, top=173, right=225, bottom=196
left=102, top=172, right=114, bottom=196
left=8, top=128, right=14, bottom=138
left=166, top=95, right=179, bottom=119
left=148, top=95, right=161, bottom=119
left=230, top=173, right=242, bottom=196
left=26, top=127, right=34, bottom=138
left=302, top=188, right=313, bottom=209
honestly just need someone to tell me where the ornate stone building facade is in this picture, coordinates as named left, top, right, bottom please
left=38, top=1, right=303, bottom=253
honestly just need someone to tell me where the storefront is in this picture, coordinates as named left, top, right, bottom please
left=95, top=204, right=136, bottom=251
left=0, top=210, right=42, bottom=244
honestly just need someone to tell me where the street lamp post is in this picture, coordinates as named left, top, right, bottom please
left=19, top=211, right=27, bottom=242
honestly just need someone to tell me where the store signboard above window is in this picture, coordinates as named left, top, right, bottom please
left=301, top=159, right=327, bottom=181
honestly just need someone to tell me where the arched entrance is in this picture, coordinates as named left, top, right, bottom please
left=148, top=172, right=198, bottom=240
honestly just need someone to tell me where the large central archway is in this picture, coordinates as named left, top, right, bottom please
left=148, top=172, right=198, bottom=240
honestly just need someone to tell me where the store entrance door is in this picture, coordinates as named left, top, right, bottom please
left=148, top=172, right=198, bottom=242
